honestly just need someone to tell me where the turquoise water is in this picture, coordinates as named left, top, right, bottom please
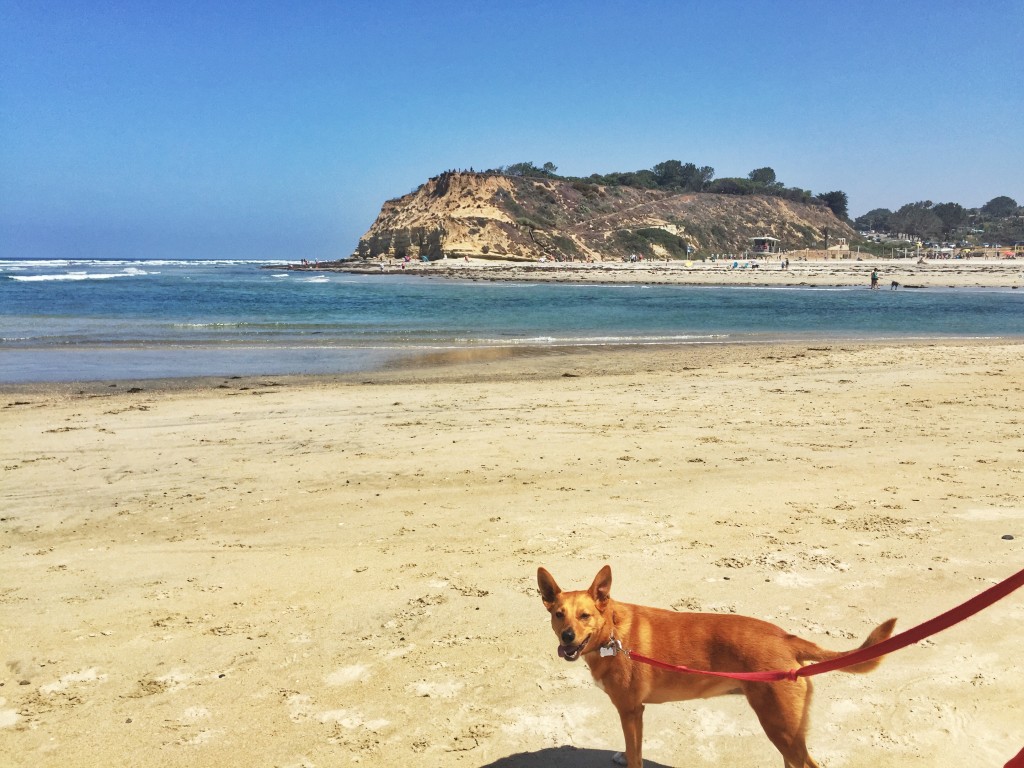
left=2, top=258, right=1022, bottom=382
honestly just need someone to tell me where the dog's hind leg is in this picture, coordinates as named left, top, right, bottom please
left=743, top=679, right=820, bottom=768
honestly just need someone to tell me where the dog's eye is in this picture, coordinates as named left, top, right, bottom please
left=579, top=612, right=591, bottom=620
left=554, top=610, right=565, bottom=619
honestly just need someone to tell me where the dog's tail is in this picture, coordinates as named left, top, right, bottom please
left=793, top=618, right=897, bottom=674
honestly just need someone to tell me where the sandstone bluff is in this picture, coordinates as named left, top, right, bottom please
left=352, top=170, right=857, bottom=263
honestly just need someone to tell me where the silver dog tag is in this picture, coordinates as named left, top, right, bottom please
left=600, top=638, right=621, bottom=657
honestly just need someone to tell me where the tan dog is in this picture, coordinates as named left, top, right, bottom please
left=538, top=565, right=896, bottom=768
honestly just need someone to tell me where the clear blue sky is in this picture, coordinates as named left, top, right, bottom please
left=2, top=0, right=1022, bottom=260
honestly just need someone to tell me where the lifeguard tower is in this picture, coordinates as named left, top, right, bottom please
left=750, top=236, right=781, bottom=254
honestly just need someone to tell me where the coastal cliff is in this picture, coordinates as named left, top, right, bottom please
left=353, top=171, right=858, bottom=262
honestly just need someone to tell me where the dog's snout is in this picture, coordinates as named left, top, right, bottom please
left=561, top=628, right=575, bottom=644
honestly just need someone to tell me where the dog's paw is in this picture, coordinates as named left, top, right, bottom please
left=611, top=752, right=627, bottom=766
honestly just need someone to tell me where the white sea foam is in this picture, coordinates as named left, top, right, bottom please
left=9, top=272, right=137, bottom=282
left=450, top=333, right=728, bottom=346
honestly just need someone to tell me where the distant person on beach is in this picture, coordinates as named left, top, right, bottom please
left=870, top=269, right=879, bottom=289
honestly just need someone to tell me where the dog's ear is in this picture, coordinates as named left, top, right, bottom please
left=589, top=565, right=612, bottom=606
left=537, top=567, right=561, bottom=607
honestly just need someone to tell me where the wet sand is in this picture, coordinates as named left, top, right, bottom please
left=317, top=257, right=1024, bottom=289
left=2, top=340, right=1022, bottom=767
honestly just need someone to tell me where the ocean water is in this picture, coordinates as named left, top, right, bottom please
left=2, top=258, right=1023, bottom=383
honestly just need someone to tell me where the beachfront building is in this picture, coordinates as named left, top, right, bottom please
left=750, top=236, right=781, bottom=254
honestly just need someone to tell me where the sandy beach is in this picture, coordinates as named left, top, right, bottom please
left=319, top=256, right=1024, bottom=290
left=2, top=339, right=1022, bottom=767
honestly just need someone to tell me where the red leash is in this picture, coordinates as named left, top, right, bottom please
left=625, top=565, right=1024, bottom=683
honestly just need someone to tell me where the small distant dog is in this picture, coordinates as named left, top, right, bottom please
left=891, top=280, right=900, bottom=290
left=538, top=565, right=896, bottom=768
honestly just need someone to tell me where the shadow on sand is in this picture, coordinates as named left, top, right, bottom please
left=480, top=745, right=673, bottom=768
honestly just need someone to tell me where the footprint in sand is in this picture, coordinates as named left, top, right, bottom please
left=286, top=694, right=313, bottom=723
left=179, top=706, right=211, bottom=724
left=176, top=728, right=222, bottom=746
left=39, top=667, right=107, bottom=694
left=317, top=709, right=390, bottom=730
left=408, top=679, right=464, bottom=699
left=324, top=664, right=371, bottom=686
left=0, top=698, right=19, bottom=728
left=155, top=668, right=192, bottom=693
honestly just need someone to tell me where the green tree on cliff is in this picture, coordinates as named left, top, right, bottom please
left=652, top=160, right=714, bottom=191
left=816, top=191, right=849, bottom=221
left=748, top=167, right=777, bottom=185
left=502, top=161, right=559, bottom=178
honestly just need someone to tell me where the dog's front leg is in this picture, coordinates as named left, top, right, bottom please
left=616, top=704, right=645, bottom=768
